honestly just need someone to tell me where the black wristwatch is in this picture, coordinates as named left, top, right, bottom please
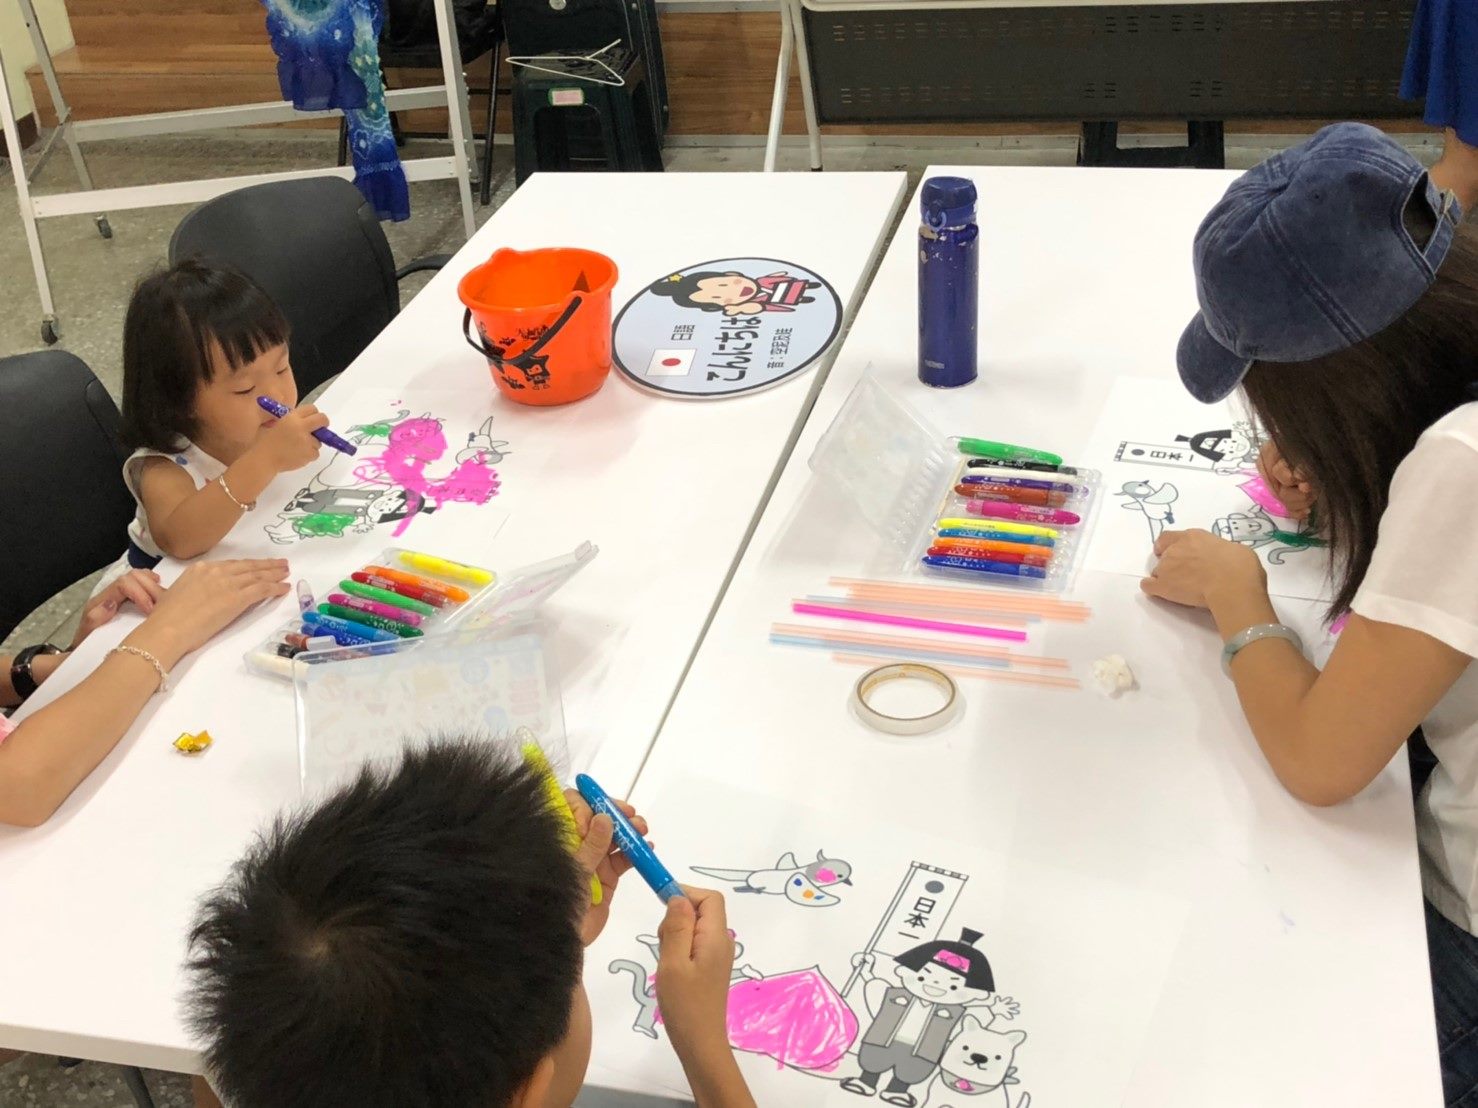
left=11, top=643, right=63, bottom=701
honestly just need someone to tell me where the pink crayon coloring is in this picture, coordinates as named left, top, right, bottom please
left=1238, top=473, right=1291, bottom=518
left=966, top=499, right=1080, bottom=526
left=328, top=592, right=426, bottom=626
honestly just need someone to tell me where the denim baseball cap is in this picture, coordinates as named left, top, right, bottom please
left=1178, top=122, right=1462, bottom=403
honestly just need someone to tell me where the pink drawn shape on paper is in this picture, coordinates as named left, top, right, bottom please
left=1238, top=473, right=1290, bottom=518
left=353, top=414, right=501, bottom=537
left=724, top=968, right=859, bottom=1071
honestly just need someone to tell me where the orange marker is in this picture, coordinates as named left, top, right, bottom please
left=361, top=565, right=470, bottom=604
left=930, top=536, right=1054, bottom=560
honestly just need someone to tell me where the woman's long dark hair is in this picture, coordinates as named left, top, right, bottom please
left=1242, top=223, right=1478, bottom=618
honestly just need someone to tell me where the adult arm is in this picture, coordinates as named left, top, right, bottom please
left=0, top=560, right=289, bottom=827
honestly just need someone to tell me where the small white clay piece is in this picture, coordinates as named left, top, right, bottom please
left=1091, top=654, right=1136, bottom=697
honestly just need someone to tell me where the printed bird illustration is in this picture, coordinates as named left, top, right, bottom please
left=692, top=850, right=854, bottom=907
left=1117, top=479, right=1179, bottom=541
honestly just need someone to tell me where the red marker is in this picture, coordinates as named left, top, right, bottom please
left=927, top=543, right=1050, bottom=567
left=953, top=482, right=1071, bottom=508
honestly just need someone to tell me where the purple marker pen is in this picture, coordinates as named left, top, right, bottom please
left=257, top=396, right=357, bottom=456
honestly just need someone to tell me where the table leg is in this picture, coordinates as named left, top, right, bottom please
left=785, top=0, right=822, bottom=171
left=430, top=0, right=477, bottom=236
left=763, top=6, right=794, bottom=173
left=0, top=41, right=59, bottom=342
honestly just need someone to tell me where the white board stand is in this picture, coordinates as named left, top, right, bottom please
left=0, top=0, right=478, bottom=346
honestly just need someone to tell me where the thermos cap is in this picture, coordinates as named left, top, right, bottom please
left=921, top=176, right=977, bottom=229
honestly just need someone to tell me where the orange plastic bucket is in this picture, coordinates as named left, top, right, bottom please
left=458, top=247, right=620, bottom=406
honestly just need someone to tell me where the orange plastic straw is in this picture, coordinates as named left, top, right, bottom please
left=830, top=576, right=1090, bottom=619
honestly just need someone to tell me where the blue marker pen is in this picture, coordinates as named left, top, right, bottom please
left=937, top=527, right=1056, bottom=548
left=923, top=555, right=1048, bottom=579
left=257, top=396, right=358, bottom=456
left=575, top=774, right=684, bottom=902
left=302, top=610, right=399, bottom=644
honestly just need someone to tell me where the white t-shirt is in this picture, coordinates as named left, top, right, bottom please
left=1351, top=402, right=1478, bottom=934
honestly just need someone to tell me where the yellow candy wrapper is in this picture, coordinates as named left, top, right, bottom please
left=173, top=730, right=213, bottom=754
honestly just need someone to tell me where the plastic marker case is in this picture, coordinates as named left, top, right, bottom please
left=807, top=373, right=1101, bottom=592
left=245, top=542, right=597, bottom=680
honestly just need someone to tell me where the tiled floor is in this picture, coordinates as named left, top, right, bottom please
left=0, top=124, right=1440, bottom=1107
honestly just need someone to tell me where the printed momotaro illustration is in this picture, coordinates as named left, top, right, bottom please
left=923, top=1016, right=1031, bottom=1108
left=1211, top=508, right=1311, bottom=565
left=609, top=935, right=858, bottom=1070
left=691, top=850, right=855, bottom=907
left=1176, top=422, right=1259, bottom=474
left=843, top=929, right=1022, bottom=1108
left=1116, top=480, right=1179, bottom=542
left=265, top=410, right=506, bottom=543
left=649, top=269, right=821, bottom=316
left=609, top=932, right=765, bottom=1040
left=1115, top=420, right=1262, bottom=475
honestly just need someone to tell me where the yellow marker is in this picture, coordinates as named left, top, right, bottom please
left=173, top=730, right=213, bottom=754
left=398, top=550, right=494, bottom=587
left=936, top=517, right=1059, bottom=540
left=522, top=741, right=603, bottom=906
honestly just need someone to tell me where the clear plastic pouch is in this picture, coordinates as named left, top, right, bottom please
left=291, top=618, right=566, bottom=797
left=808, top=373, right=1100, bottom=593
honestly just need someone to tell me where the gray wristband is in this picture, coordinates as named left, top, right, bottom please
left=1221, top=623, right=1304, bottom=676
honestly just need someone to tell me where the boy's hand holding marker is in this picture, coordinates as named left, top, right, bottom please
left=659, top=888, right=757, bottom=1108
left=565, top=786, right=649, bottom=947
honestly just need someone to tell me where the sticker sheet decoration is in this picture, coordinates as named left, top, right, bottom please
left=267, top=407, right=507, bottom=543
left=612, top=257, right=843, bottom=398
left=691, top=850, right=854, bottom=907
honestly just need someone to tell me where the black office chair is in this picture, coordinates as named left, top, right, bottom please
left=0, top=351, right=135, bottom=643
left=169, top=177, right=449, bottom=398
left=338, top=0, right=504, bottom=205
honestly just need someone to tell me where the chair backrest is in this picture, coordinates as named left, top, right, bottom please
left=0, top=351, right=135, bottom=641
left=169, top=178, right=399, bottom=398
left=500, top=0, right=631, bottom=59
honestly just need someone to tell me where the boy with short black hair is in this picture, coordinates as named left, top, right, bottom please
left=186, top=739, right=753, bottom=1108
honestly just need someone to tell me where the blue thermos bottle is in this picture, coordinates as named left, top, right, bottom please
left=918, top=176, right=979, bottom=388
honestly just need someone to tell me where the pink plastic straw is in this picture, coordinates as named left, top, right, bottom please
left=792, top=602, right=1026, bottom=642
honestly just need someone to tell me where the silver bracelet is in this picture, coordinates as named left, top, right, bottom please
left=1221, top=623, right=1304, bottom=677
left=109, top=645, right=169, bottom=693
left=216, top=474, right=255, bottom=512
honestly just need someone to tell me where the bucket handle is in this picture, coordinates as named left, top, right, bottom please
left=463, top=296, right=583, bottom=374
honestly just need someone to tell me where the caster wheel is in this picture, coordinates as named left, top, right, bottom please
left=41, top=319, right=58, bottom=345
left=96, top=216, right=113, bottom=239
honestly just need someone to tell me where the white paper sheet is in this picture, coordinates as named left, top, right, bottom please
left=1080, top=378, right=1334, bottom=603
left=586, top=780, right=1189, bottom=1107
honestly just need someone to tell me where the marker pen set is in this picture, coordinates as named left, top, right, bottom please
left=916, top=438, right=1101, bottom=590
left=245, top=546, right=498, bottom=679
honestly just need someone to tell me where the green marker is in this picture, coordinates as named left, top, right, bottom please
left=956, top=437, right=1063, bottom=466
left=1269, top=529, right=1327, bottom=548
left=337, top=580, right=437, bottom=616
left=320, top=602, right=423, bottom=637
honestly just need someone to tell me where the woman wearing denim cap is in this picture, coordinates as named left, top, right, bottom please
left=1142, top=122, right=1478, bottom=1105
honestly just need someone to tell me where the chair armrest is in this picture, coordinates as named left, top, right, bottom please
left=395, top=254, right=453, bottom=280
